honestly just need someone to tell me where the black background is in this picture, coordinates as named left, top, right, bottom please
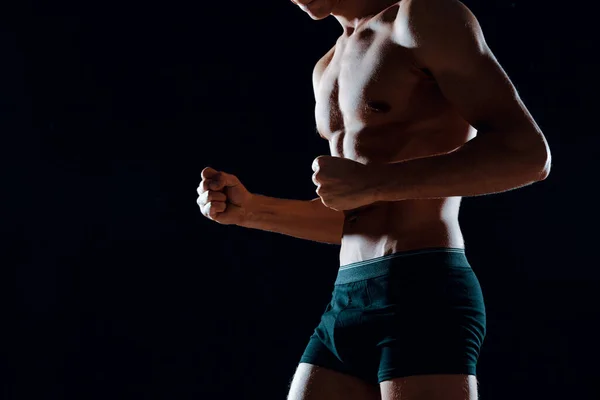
left=5, top=0, right=599, bottom=399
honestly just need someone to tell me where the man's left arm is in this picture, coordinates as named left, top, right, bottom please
left=374, top=0, right=551, bottom=201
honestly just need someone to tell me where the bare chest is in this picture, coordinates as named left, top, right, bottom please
left=314, top=22, right=465, bottom=163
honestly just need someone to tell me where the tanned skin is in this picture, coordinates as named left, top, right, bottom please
left=198, top=0, right=551, bottom=398
left=198, top=0, right=550, bottom=265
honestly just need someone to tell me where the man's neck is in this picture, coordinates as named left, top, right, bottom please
left=332, top=0, right=400, bottom=30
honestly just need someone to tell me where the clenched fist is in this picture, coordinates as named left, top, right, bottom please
left=197, top=167, right=253, bottom=225
left=312, top=155, right=382, bottom=211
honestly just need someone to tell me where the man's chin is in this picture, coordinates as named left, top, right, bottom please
left=306, top=12, right=330, bottom=20
left=302, top=0, right=335, bottom=20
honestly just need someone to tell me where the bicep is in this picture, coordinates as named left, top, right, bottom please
left=431, top=49, right=530, bottom=134
left=409, top=0, right=541, bottom=141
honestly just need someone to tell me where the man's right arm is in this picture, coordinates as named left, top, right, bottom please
left=240, top=195, right=344, bottom=245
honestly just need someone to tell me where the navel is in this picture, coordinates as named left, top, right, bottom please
left=366, top=101, right=391, bottom=113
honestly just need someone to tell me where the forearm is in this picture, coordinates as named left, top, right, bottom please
left=373, top=131, right=551, bottom=201
left=240, top=195, right=344, bottom=245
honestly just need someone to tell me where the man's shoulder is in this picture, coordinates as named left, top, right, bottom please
left=394, top=0, right=469, bottom=14
left=392, top=0, right=475, bottom=27
left=392, top=0, right=480, bottom=47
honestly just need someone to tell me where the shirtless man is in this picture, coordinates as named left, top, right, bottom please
left=197, top=0, right=551, bottom=398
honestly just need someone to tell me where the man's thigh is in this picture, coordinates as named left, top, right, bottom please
left=288, top=363, right=381, bottom=400
left=380, top=374, right=478, bottom=400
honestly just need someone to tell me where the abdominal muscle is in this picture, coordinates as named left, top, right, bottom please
left=339, top=197, right=465, bottom=265
left=330, top=117, right=470, bottom=266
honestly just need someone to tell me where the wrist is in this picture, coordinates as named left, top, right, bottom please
left=367, top=163, right=391, bottom=203
left=239, top=193, right=262, bottom=228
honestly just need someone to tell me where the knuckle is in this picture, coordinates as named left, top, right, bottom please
left=201, top=167, right=218, bottom=179
left=209, top=191, right=226, bottom=202
left=206, top=202, right=216, bottom=217
left=207, top=201, right=225, bottom=217
left=200, top=204, right=210, bottom=218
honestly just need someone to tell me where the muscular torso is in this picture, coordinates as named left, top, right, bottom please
left=313, top=3, right=477, bottom=265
